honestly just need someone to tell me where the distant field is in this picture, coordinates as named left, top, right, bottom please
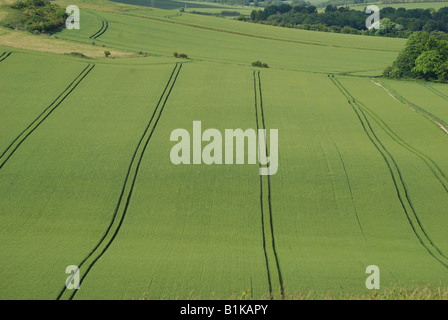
left=111, top=0, right=242, bottom=10
left=0, top=0, right=447, bottom=300
left=55, top=6, right=405, bottom=75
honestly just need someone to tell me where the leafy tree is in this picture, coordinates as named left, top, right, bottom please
left=438, top=62, right=448, bottom=82
left=413, top=50, right=444, bottom=80
left=325, top=4, right=337, bottom=13
left=385, top=31, right=448, bottom=82
left=7, top=0, right=66, bottom=33
left=423, top=20, right=441, bottom=33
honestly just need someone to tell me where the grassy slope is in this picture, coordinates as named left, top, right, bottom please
left=73, top=62, right=272, bottom=299
left=341, top=76, right=448, bottom=254
left=54, top=6, right=404, bottom=75
left=262, top=70, right=448, bottom=296
left=0, top=55, right=178, bottom=299
left=0, top=52, right=85, bottom=152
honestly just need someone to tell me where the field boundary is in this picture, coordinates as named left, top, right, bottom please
left=253, top=70, right=285, bottom=300
left=372, top=80, right=448, bottom=136
left=0, top=63, right=95, bottom=170
left=330, top=75, right=448, bottom=269
left=56, top=63, right=183, bottom=300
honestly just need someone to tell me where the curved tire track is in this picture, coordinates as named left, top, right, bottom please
left=57, top=63, right=183, bottom=300
left=0, top=63, right=95, bottom=170
left=420, top=83, right=448, bottom=102
left=89, top=14, right=109, bottom=40
left=330, top=75, right=448, bottom=268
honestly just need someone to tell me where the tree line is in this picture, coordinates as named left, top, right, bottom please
left=384, top=31, right=448, bottom=82
left=248, top=3, right=448, bottom=38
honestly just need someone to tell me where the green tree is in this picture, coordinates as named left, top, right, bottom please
left=392, top=31, right=430, bottom=77
left=438, top=62, right=448, bottom=82
left=413, top=50, right=444, bottom=80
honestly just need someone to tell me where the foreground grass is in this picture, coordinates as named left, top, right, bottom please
left=129, top=284, right=448, bottom=300
left=283, top=285, right=448, bottom=300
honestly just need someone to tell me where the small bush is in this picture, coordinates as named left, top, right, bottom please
left=178, top=53, right=188, bottom=59
left=65, top=52, right=88, bottom=59
left=104, top=50, right=111, bottom=58
left=252, top=60, right=268, bottom=68
left=173, top=51, right=179, bottom=58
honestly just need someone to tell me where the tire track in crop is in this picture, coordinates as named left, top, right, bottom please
left=341, top=78, right=448, bottom=193
left=0, top=52, right=12, bottom=63
left=356, top=100, right=448, bottom=194
left=330, top=75, right=448, bottom=268
left=253, top=70, right=285, bottom=300
left=420, top=82, right=448, bottom=102
left=89, top=13, right=109, bottom=40
left=332, top=140, right=365, bottom=240
left=366, top=82, right=448, bottom=193
left=0, top=63, right=95, bottom=170
left=57, top=63, right=183, bottom=300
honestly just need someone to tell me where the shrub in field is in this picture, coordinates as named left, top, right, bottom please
left=104, top=50, right=111, bottom=58
left=65, top=52, right=88, bottom=59
left=173, top=52, right=188, bottom=59
left=382, top=65, right=401, bottom=78
left=252, top=60, right=268, bottom=68
left=8, top=0, right=67, bottom=34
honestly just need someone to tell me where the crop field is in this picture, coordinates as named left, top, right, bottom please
left=0, top=0, right=447, bottom=301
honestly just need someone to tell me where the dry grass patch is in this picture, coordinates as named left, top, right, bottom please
left=0, top=27, right=134, bottom=58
